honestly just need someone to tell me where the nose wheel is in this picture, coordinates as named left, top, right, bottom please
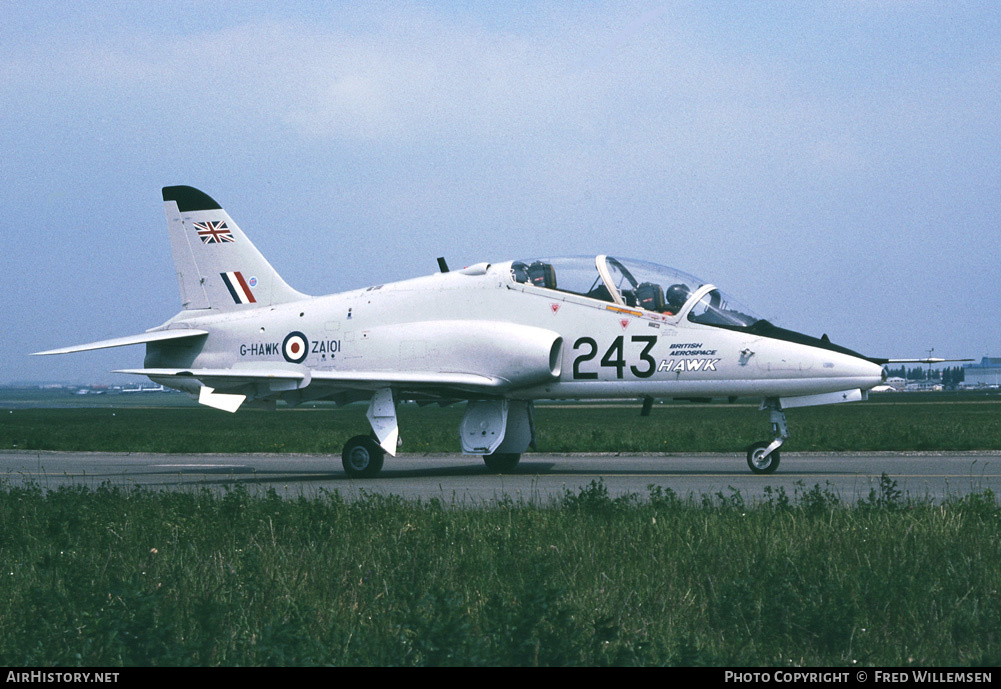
left=746, top=441, right=780, bottom=474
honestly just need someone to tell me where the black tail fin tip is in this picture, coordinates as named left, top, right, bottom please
left=162, top=186, right=222, bottom=213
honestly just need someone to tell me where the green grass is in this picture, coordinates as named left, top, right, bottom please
left=3, top=393, right=999, bottom=666
left=3, top=398, right=1001, bottom=454
left=0, top=479, right=998, bottom=666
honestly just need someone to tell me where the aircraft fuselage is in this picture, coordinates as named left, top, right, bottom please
left=35, top=186, right=893, bottom=477
left=145, top=262, right=884, bottom=404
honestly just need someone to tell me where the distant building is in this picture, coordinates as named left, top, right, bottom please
left=963, top=357, right=1001, bottom=387
left=884, top=376, right=907, bottom=391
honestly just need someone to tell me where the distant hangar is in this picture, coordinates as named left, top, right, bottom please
left=964, top=357, right=1001, bottom=387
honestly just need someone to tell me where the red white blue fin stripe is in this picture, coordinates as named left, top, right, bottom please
left=221, top=271, right=256, bottom=304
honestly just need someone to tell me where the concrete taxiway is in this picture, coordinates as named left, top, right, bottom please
left=1, top=450, right=997, bottom=504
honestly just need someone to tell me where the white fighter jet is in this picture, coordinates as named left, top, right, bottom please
left=36, top=186, right=944, bottom=477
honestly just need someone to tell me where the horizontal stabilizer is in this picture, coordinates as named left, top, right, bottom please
left=32, top=330, right=208, bottom=356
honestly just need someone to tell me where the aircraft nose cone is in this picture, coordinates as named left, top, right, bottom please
left=854, top=356, right=886, bottom=390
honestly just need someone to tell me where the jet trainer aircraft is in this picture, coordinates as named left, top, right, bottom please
left=37, top=186, right=943, bottom=477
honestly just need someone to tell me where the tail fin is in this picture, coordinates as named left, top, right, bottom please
left=162, top=185, right=308, bottom=311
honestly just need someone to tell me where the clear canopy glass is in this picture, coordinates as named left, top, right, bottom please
left=509, top=256, right=762, bottom=330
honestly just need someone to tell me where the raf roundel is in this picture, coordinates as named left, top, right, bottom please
left=282, top=331, right=309, bottom=364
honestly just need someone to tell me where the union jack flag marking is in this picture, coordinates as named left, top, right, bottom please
left=194, top=220, right=234, bottom=244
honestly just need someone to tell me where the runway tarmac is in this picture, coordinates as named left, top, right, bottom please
left=2, top=450, right=998, bottom=504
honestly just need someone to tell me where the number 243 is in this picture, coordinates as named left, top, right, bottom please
left=572, top=335, right=657, bottom=380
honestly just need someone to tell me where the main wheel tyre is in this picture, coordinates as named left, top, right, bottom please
left=482, top=453, right=521, bottom=473
left=746, top=441, right=780, bottom=474
left=342, top=435, right=385, bottom=478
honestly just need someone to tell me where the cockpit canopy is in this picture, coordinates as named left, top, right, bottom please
left=510, top=255, right=762, bottom=330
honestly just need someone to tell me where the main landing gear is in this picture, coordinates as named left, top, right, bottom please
left=339, top=388, right=397, bottom=479
left=462, top=400, right=533, bottom=474
left=338, top=395, right=535, bottom=479
left=482, top=452, right=521, bottom=473
left=746, top=400, right=788, bottom=475
left=342, top=435, right=385, bottom=478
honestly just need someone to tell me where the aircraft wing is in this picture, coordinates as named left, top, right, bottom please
left=311, top=370, right=505, bottom=388
left=116, top=367, right=504, bottom=390
left=115, top=367, right=509, bottom=411
left=31, top=329, right=208, bottom=355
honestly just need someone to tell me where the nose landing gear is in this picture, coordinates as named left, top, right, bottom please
left=746, top=400, right=788, bottom=474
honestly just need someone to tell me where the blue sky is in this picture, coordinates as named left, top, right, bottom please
left=4, top=1, right=999, bottom=383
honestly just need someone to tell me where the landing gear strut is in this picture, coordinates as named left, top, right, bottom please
left=746, top=400, right=788, bottom=475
